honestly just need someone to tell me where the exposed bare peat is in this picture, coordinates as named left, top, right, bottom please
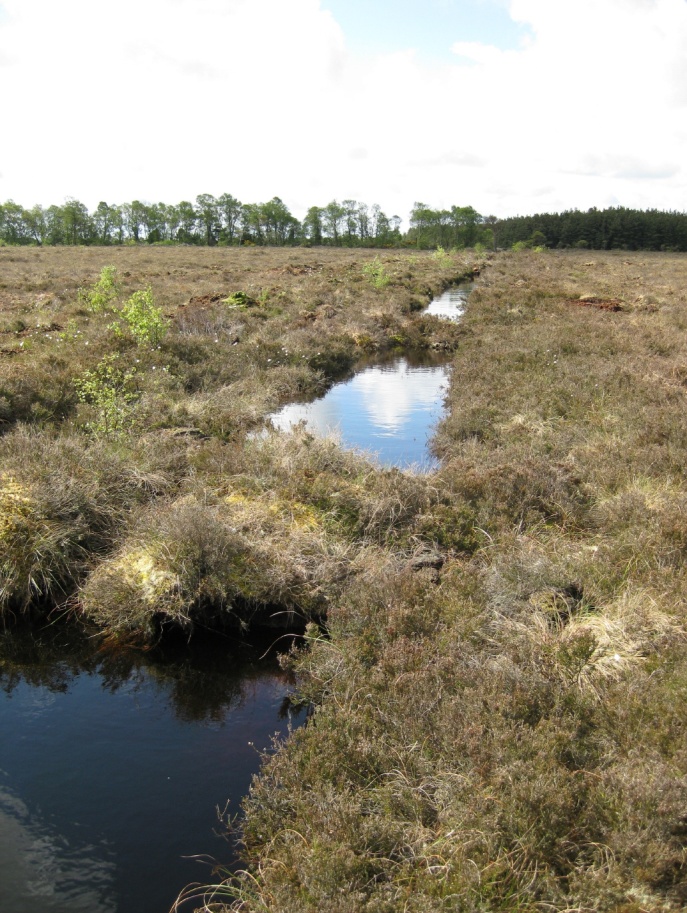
left=571, top=294, right=625, bottom=311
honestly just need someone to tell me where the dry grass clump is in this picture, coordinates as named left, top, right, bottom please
left=0, top=426, right=187, bottom=614
left=80, top=483, right=375, bottom=642
left=441, top=451, right=590, bottom=533
left=159, top=364, right=321, bottom=438
left=183, top=427, right=458, bottom=554
left=0, top=470, right=68, bottom=610
left=494, top=577, right=678, bottom=692
left=239, top=429, right=445, bottom=545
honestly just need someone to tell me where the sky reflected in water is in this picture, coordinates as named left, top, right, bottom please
left=269, top=355, right=450, bottom=471
left=267, top=280, right=476, bottom=470
left=424, top=283, right=470, bottom=320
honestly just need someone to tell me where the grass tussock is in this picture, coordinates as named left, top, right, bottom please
left=0, top=426, right=186, bottom=613
left=81, top=484, right=364, bottom=640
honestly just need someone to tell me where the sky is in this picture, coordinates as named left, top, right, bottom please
left=1, top=0, right=686, bottom=223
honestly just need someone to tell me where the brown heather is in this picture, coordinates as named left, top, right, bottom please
left=2, top=246, right=687, bottom=912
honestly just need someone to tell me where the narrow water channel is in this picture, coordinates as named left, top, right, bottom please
left=269, top=351, right=450, bottom=471
left=424, top=282, right=470, bottom=319
left=268, top=281, right=472, bottom=470
left=0, top=625, right=305, bottom=913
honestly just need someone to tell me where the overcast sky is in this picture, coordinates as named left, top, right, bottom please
left=1, top=0, right=686, bottom=222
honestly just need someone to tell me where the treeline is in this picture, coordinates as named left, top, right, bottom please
left=0, top=194, right=497, bottom=249
left=1, top=196, right=685, bottom=251
left=0, top=195, right=408, bottom=248
left=407, top=203, right=495, bottom=249
left=495, top=206, right=687, bottom=252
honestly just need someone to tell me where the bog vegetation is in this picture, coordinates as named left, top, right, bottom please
left=2, top=244, right=687, bottom=912
left=0, top=244, right=476, bottom=637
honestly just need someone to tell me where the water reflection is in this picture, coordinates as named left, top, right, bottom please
left=424, top=283, right=471, bottom=320
left=266, top=283, right=473, bottom=470
left=269, top=353, right=450, bottom=471
left=0, top=624, right=300, bottom=724
left=0, top=785, right=116, bottom=913
left=0, top=623, right=304, bottom=913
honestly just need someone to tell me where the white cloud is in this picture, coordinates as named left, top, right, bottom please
left=0, top=0, right=685, bottom=220
left=451, top=40, right=507, bottom=65
left=270, top=358, right=449, bottom=469
left=570, top=155, right=680, bottom=181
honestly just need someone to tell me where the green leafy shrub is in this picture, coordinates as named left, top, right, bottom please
left=431, top=245, right=453, bottom=266
left=119, top=286, right=168, bottom=347
left=77, top=265, right=120, bottom=313
left=362, top=257, right=391, bottom=289
left=223, top=291, right=254, bottom=309
left=74, top=355, right=138, bottom=438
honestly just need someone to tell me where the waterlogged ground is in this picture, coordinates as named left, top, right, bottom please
left=266, top=283, right=474, bottom=469
left=0, top=246, right=479, bottom=911
left=423, top=281, right=470, bottom=319
left=268, top=352, right=450, bottom=471
left=5, top=248, right=687, bottom=912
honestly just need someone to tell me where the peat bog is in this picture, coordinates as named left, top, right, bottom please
left=2, top=246, right=687, bottom=912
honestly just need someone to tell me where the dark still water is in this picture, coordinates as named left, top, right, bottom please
left=0, top=625, right=305, bottom=913
left=268, top=352, right=450, bottom=471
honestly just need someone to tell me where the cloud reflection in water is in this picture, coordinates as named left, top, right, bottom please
left=0, top=785, right=116, bottom=913
left=270, top=356, right=450, bottom=470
